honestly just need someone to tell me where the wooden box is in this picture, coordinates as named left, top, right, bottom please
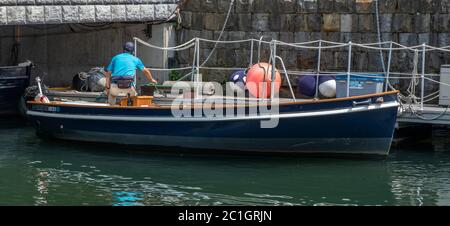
left=120, top=96, right=153, bottom=107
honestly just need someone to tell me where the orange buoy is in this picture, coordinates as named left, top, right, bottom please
left=246, top=63, right=282, bottom=98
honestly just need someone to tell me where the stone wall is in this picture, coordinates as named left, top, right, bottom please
left=0, top=0, right=178, bottom=25
left=177, top=0, right=450, bottom=92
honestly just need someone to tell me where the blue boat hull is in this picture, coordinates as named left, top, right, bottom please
left=0, top=65, right=31, bottom=115
left=27, top=92, right=399, bottom=156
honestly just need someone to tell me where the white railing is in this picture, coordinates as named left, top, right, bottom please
left=134, top=37, right=450, bottom=110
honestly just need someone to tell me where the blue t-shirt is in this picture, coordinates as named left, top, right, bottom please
left=106, top=53, right=145, bottom=77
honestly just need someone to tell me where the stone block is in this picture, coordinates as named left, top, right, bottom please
left=79, top=5, right=95, bottom=23
left=318, top=0, right=334, bottom=13
left=399, top=33, right=418, bottom=46
left=278, top=0, right=297, bottom=13
left=253, top=0, right=274, bottom=13
left=415, top=14, right=431, bottom=33
left=111, top=5, right=126, bottom=22
left=224, top=11, right=238, bottom=31
left=432, top=14, right=450, bottom=33
left=154, top=4, right=169, bottom=20
left=323, top=13, right=340, bottom=32
left=201, top=0, right=218, bottom=13
left=126, top=5, right=141, bottom=21
left=334, top=51, right=349, bottom=70
left=340, top=14, right=357, bottom=32
left=62, top=5, right=78, bottom=23
left=235, top=49, right=251, bottom=67
left=184, top=0, right=202, bottom=12
left=26, top=6, right=45, bottom=24
left=297, top=0, right=318, bottom=13
left=217, top=48, right=236, bottom=67
left=379, top=14, right=392, bottom=32
left=252, top=14, right=270, bottom=31
left=418, top=33, right=430, bottom=45
left=441, top=0, right=450, bottom=13
left=353, top=52, right=368, bottom=71
left=191, top=13, right=204, bottom=30
left=294, top=14, right=308, bottom=32
left=297, top=50, right=318, bottom=70
left=218, top=0, right=233, bottom=13
left=335, top=0, right=353, bottom=13
left=180, top=11, right=192, bottom=28
left=236, top=0, right=254, bottom=13
left=18, top=0, right=37, bottom=5
left=96, top=5, right=111, bottom=22
left=294, top=32, right=310, bottom=43
left=280, top=14, right=296, bottom=32
left=7, top=6, right=26, bottom=24
left=418, top=0, right=440, bottom=14
left=44, top=6, right=62, bottom=24
left=0, top=7, right=6, bottom=25
left=1, top=0, right=18, bottom=5
left=306, top=14, right=322, bottom=32
left=378, top=0, right=397, bottom=13
left=269, top=12, right=282, bottom=31
left=35, top=0, right=53, bottom=5
left=392, top=14, right=412, bottom=32
left=53, top=0, right=73, bottom=4
left=395, top=0, right=413, bottom=13
left=238, top=13, right=252, bottom=31
left=355, top=0, right=374, bottom=13
left=357, top=14, right=374, bottom=32
left=140, top=4, right=155, bottom=21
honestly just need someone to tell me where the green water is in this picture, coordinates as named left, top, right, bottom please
left=1, top=117, right=450, bottom=206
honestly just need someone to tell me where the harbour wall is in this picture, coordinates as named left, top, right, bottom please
left=176, top=0, right=450, bottom=94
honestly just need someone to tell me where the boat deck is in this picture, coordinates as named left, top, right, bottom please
left=398, top=104, right=450, bottom=125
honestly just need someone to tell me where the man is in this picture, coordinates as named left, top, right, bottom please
left=105, top=42, right=158, bottom=105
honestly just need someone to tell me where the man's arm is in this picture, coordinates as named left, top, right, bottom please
left=142, top=68, right=158, bottom=84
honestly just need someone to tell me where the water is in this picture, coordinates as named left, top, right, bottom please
left=1, top=117, right=450, bottom=206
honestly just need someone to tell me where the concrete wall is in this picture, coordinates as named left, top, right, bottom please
left=0, top=23, right=171, bottom=87
left=177, top=0, right=450, bottom=93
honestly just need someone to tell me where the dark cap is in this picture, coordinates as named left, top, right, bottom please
left=123, top=42, right=135, bottom=53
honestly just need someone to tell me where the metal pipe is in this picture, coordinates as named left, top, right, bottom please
left=249, top=39, right=254, bottom=67
left=270, top=40, right=277, bottom=101
left=347, top=42, right=353, bottom=97
left=191, top=39, right=197, bottom=82
left=315, top=40, right=322, bottom=99
left=421, top=43, right=426, bottom=111
left=385, top=41, right=393, bottom=92
left=196, top=38, right=201, bottom=99
left=276, top=56, right=297, bottom=101
left=134, top=38, right=138, bottom=57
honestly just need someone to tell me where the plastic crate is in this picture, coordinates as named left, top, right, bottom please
left=336, top=74, right=385, bottom=98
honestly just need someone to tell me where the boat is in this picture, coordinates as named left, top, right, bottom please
left=26, top=90, right=399, bottom=157
left=25, top=37, right=401, bottom=157
left=0, top=62, right=32, bottom=115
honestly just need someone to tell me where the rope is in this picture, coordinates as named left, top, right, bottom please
left=200, top=0, right=236, bottom=67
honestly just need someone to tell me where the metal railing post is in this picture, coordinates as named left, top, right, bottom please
left=191, top=39, right=198, bottom=82
left=249, top=39, right=254, bottom=67
left=270, top=40, right=277, bottom=101
left=385, top=41, right=393, bottom=92
left=315, top=40, right=322, bottom=99
left=196, top=38, right=201, bottom=99
left=134, top=38, right=138, bottom=57
left=421, top=43, right=426, bottom=111
left=347, top=42, right=353, bottom=97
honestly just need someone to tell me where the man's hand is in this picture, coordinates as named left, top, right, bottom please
left=143, top=68, right=158, bottom=85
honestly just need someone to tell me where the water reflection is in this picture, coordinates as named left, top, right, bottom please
left=1, top=117, right=450, bottom=206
